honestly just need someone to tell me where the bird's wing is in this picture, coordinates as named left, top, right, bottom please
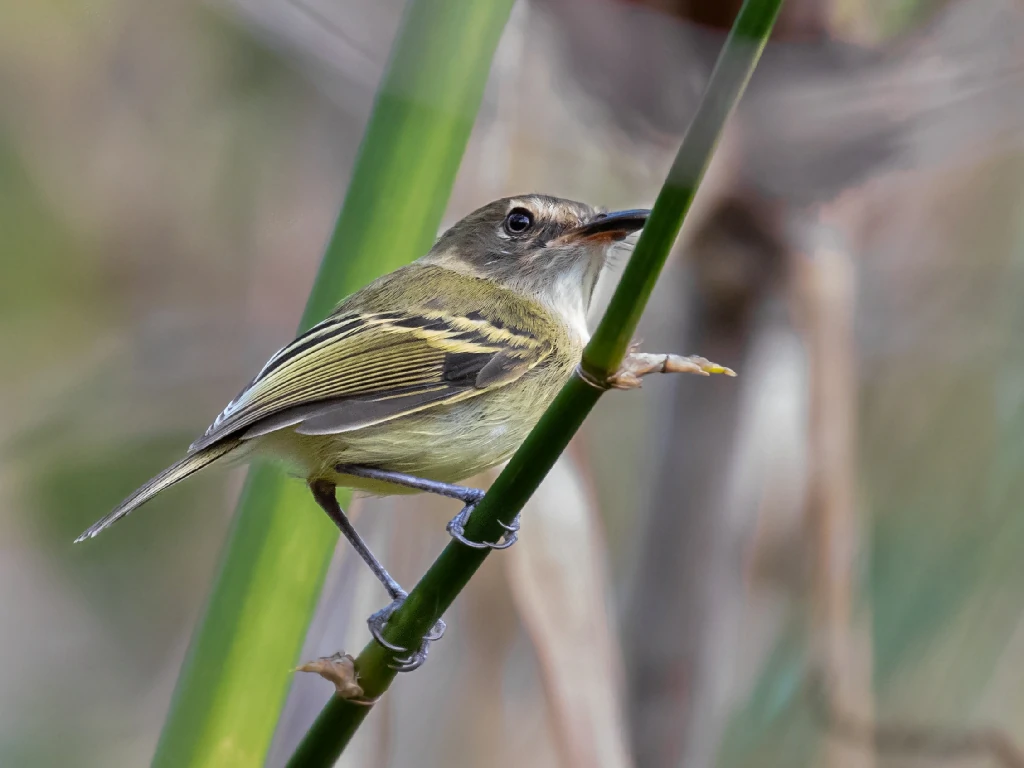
left=189, top=301, right=553, bottom=452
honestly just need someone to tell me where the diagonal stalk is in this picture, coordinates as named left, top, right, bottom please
left=151, top=2, right=514, bottom=766
left=286, top=0, right=785, bottom=765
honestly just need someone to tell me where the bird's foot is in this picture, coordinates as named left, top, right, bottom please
left=446, top=503, right=520, bottom=549
left=367, top=594, right=446, bottom=672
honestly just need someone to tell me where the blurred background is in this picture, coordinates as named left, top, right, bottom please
left=3, top=0, right=1024, bottom=766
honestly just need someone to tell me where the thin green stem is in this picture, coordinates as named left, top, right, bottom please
left=151, top=2, right=514, bottom=766
left=584, top=0, right=781, bottom=372
left=286, top=0, right=784, bottom=764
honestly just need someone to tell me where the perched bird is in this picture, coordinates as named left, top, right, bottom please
left=75, top=194, right=734, bottom=669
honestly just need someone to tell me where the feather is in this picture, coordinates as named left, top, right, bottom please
left=74, top=439, right=241, bottom=542
left=189, top=264, right=557, bottom=451
left=74, top=199, right=611, bottom=542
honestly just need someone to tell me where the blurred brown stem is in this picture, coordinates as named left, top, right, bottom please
left=622, top=194, right=787, bottom=768
left=810, top=672, right=1024, bottom=768
left=798, top=208, right=875, bottom=768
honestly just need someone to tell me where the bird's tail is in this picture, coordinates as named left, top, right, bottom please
left=74, top=439, right=241, bottom=542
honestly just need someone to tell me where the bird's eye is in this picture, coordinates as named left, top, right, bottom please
left=503, top=208, right=534, bottom=235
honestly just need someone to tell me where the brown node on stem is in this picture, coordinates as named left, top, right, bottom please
left=296, top=652, right=373, bottom=704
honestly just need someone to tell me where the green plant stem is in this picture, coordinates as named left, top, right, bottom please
left=286, top=0, right=784, bottom=764
left=151, top=2, right=514, bottom=766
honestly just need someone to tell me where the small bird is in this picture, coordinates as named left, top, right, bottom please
left=76, top=194, right=734, bottom=669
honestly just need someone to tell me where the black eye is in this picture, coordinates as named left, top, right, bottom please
left=503, top=208, right=534, bottom=235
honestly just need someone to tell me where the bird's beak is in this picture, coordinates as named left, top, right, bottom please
left=560, top=209, right=650, bottom=243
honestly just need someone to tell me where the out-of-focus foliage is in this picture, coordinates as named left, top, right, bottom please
left=152, top=2, right=515, bottom=766
left=3, top=0, right=1024, bottom=766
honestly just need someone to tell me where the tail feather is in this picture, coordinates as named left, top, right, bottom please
left=74, top=440, right=240, bottom=542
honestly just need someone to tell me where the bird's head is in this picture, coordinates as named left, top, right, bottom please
left=422, top=194, right=649, bottom=319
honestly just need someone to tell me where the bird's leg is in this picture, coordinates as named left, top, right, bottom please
left=309, top=480, right=445, bottom=672
left=335, top=464, right=520, bottom=550
left=309, top=480, right=405, bottom=600
left=599, top=352, right=736, bottom=390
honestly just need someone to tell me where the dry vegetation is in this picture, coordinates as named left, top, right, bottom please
left=1, top=0, right=1023, bottom=766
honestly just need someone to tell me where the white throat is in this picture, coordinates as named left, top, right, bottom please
left=530, top=255, right=602, bottom=344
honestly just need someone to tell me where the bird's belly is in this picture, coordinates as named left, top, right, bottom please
left=252, top=393, right=545, bottom=494
left=344, top=397, right=536, bottom=481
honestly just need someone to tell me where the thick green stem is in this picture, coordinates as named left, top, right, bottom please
left=286, top=0, right=785, bottom=764
left=151, top=2, right=514, bottom=766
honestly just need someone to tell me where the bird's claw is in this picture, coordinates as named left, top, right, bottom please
left=388, top=641, right=433, bottom=672
left=366, top=595, right=446, bottom=671
left=446, top=503, right=520, bottom=549
left=498, top=517, right=520, bottom=533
